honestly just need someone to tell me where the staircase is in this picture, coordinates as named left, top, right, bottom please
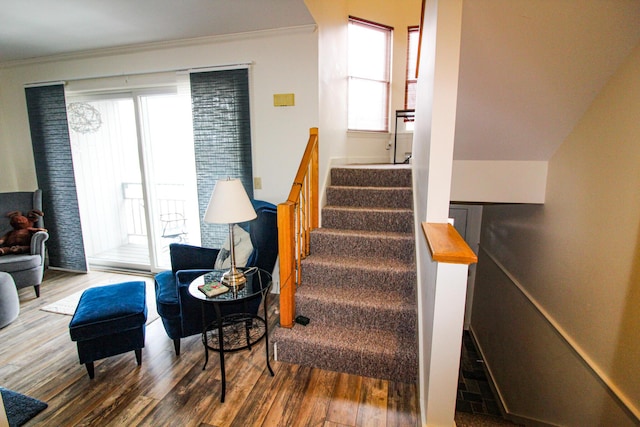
left=273, top=165, right=418, bottom=383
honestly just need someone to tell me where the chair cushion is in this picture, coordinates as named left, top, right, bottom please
left=154, top=271, right=181, bottom=319
left=169, top=244, right=219, bottom=274
left=0, top=254, right=41, bottom=272
left=214, top=225, right=253, bottom=269
left=69, top=281, right=147, bottom=342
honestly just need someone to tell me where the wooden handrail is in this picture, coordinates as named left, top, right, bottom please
left=278, top=128, right=319, bottom=328
left=422, top=222, right=477, bottom=264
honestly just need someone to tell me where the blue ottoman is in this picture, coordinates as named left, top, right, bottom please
left=69, top=281, right=147, bottom=379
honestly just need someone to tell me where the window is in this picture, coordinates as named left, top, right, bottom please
left=348, top=17, right=392, bottom=132
left=25, top=68, right=253, bottom=273
left=405, top=26, right=420, bottom=110
left=66, top=91, right=200, bottom=272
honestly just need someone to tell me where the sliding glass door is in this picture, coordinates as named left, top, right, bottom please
left=67, top=89, right=199, bottom=272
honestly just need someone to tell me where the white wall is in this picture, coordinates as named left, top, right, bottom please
left=0, top=26, right=319, bottom=206
left=412, top=0, right=466, bottom=425
left=303, top=0, right=547, bottom=207
left=304, top=0, right=348, bottom=199
left=304, top=0, right=422, bottom=203
left=292, top=0, right=411, bottom=202
left=472, top=41, right=640, bottom=426
left=451, top=160, right=547, bottom=203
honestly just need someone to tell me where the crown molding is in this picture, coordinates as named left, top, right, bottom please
left=1, top=24, right=317, bottom=70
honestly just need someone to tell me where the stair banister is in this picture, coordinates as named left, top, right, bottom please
left=278, top=127, right=319, bottom=328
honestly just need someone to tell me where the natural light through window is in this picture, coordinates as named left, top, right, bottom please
left=405, top=26, right=419, bottom=110
left=348, top=17, right=392, bottom=132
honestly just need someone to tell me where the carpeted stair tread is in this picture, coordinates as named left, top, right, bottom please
left=310, top=228, right=414, bottom=261
left=302, top=256, right=416, bottom=295
left=312, top=227, right=412, bottom=239
left=302, top=253, right=414, bottom=272
left=323, top=205, right=413, bottom=214
left=322, top=206, right=414, bottom=233
left=295, top=285, right=416, bottom=337
left=331, top=166, right=412, bottom=188
left=273, top=323, right=417, bottom=383
left=326, top=186, right=413, bottom=209
left=296, top=283, right=415, bottom=312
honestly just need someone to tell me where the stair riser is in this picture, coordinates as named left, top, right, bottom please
left=322, top=208, right=414, bottom=233
left=310, top=232, right=414, bottom=262
left=302, top=260, right=416, bottom=296
left=275, top=339, right=417, bottom=384
left=295, top=296, right=417, bottom=339
left=326, top=187, right=413, bottom=209
left=331, top=168, right=412, bottom=188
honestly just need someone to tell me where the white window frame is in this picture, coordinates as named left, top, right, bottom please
left=405, top=26, right=420, bottom=110
left=348, top=16, right=392, bottom=132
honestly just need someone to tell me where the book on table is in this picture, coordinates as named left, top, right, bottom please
left=198, top=281, right=229, bottom=297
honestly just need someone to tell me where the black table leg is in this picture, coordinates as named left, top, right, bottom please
left=263, top=292, right=274, bottom=377
left=214, top=304, right=226, bottom=403
left=201, top=302, right=209, bottom=370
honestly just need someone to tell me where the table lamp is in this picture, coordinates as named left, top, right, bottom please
left=204, top=178, right=257, bottom=291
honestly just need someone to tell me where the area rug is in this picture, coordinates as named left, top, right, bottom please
left=40, top=282, right=159, bottom=324
left=0, top=387, right=47, bottom=427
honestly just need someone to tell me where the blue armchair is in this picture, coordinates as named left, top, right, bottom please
left=154, top=200, right=278, bottom=355
left=0, top=190, right=49, bottom=297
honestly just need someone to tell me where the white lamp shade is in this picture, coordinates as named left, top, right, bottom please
left=204, top=178, right=257, bottom=224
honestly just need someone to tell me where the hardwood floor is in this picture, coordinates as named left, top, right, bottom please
left=0, top=269, right=420, bottom=426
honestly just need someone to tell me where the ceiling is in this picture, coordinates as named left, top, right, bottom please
left=0, top=0, right=315, bottom=62
left=455, top=0, right=640, bottom=161
left=1, top=0, right=639, bottom=162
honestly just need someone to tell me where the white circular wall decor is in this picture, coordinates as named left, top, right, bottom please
left=67, top=102, right=102, bottom=134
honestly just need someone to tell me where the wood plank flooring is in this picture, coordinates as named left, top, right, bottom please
left=0, top=269, right=420, bottom=426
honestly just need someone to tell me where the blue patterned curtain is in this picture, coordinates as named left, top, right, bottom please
left=190, top=68, right=253, bottom=248
left=24, top=84, right=88, bottom=272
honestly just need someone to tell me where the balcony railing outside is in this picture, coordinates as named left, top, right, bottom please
left=123, top=182, right=189, bottom=245
left=278, top=128, right=319, bottom=328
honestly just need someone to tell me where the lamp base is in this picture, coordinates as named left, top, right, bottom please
left=221, top=269, right=247, bottom=292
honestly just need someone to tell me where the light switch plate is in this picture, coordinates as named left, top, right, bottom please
left=273, top=93, right=295, bottom=107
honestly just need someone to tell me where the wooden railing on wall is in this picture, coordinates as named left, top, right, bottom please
left=278, top=128, right=319, bottom=328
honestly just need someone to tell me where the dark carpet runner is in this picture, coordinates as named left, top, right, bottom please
left=273, top=166, right=418, bottom=383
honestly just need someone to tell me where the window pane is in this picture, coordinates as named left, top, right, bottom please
left=348, top=77, right=388, bottom=131
left=348, top=17, right=391, bottom=132
left=405, top=27, right=420, bottom=110
left=407, top=28, right=419, bottom=80
left=406, top=81, right=417, bottom=110
left=349, top=22, right=390, bottom=81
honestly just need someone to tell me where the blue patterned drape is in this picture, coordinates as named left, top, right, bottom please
left=25, top=84, right=88, bottom=272
left=190, top=68, right=253, bottom=248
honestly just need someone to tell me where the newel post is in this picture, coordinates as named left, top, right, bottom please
left=278, top=201, right=296, bottom=328
left=421, top=222, right=478, bottom=425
